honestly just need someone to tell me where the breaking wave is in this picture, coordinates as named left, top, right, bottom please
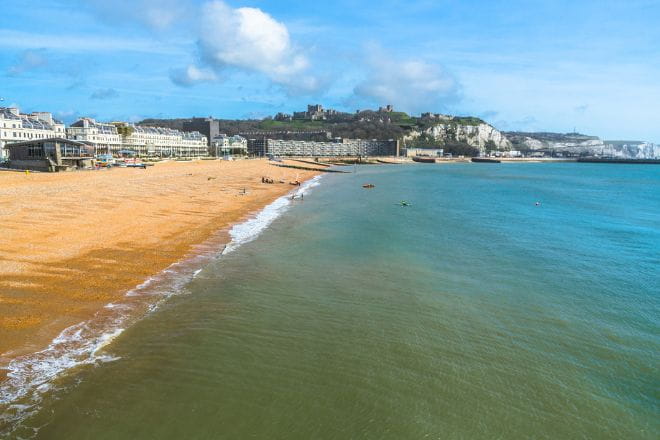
left=0, top=174, right=324, bottom=437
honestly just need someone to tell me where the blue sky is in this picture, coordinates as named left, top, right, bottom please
left=1, top=0, right=658, bottom=141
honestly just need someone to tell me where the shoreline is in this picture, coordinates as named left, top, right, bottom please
left=0, top=159, right=323, bottom=377
left=0, top=173, right=324, bottom=429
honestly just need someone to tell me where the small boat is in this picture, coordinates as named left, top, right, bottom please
left=399, top=201, right=411, bottom=207
left=471, top=157, right=501, bottom=163
left=362, top=184, right=375, bottom=188
left=412, top=156, right=436, bottom=163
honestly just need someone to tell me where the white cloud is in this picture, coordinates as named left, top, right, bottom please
left=193, top=1, right=321, bottom=94
left=7, top=49, right=48, bottom=76
left=354, top=47, right=461, bottom=113
left=90, top=88, right=119, bottom=100
left=169, top=65, right=218, bottom=87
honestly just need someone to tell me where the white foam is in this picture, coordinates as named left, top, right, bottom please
left=223, top=174, right=323, bottom=254
left=0, top=174, right=325, bottom=436
left=0, top=321, right=129, bottom=437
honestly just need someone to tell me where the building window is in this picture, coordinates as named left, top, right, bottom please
left=28, top=145, right=43, bottom=157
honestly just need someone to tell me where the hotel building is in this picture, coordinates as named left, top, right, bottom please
left=122, top=125, right=208, bottom=157
left=67, top=118, right=208, bottom=157
left=66, top=118, right=123, bottom=154
left=1, top=107, right=66, bottom=159
left=209, top=134, right=248, bottom=157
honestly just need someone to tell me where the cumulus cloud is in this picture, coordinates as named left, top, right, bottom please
left=199, top=2, right=306, bottom=77
left=169, top=65, right=218, bottom=87
left=354, top=47, right=461, bottom=113
left=187, top=0, right=320, bottom=94
left=90, top=88, right=119, bottom=100
left=7, top=49, right=48, bottom=76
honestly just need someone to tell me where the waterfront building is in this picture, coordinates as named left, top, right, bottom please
left=1, top=107, right=66, bottom=160
left=67, top=119, right=208, bottom=157
left=256, top=138, right=398, bottom=157
left=182, top=117, right=220, bottom=146
left=247, top=138, right=268, bottom=157
left=4, top=138, right=94, bottom=172
left=405, top=148, right=444, bottom=158
left=210, top=134, right=248, bottom=157
left=66, top=118, right=123, bottom=155
left=121, top=124, right=208, bottom=157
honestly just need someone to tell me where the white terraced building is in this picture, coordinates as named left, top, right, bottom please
left=67, top=118, right=208, bottom=157
left=66, top=118, right=123, bottom=154
left=210, top=134, right=248, bottom=157
left=1, top=107, right=66, bottom=160
left=122, top=125, right=208, bottom=157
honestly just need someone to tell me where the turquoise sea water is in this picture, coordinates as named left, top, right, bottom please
left=2, top=163, right=659, bottom=439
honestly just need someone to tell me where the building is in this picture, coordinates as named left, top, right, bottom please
left=274, top=112, right=293, bottom=122
left=1, top=107, right=66, bottom=160
left=210, top=134, right=248, bottom=157
left=182, top=117, right=220, bottom=146
left=3, top=138, right=94, bottom=172
left=121, top=124, right=208, bottom=157
left=405, top=148, right=444, bottom=157
left=292, top=104, right=340, bottom=121
left=379, top=105, right=394, bottom=113
left=247, top=138, right=268, bottom=157
left=502, top=150, right=522, bottom=158
left=256, top=138, right=399, bottom=157
left=66, top=118, right=123, bottom=155
left=67, top=119, right=207, bottom=157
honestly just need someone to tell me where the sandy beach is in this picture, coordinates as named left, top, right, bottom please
left=0, top=159, right=321, bottom=371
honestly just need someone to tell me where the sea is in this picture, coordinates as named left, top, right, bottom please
left=1, top=163, right=658, bottom=439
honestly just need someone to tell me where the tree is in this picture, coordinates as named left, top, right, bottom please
left=484, top=140, right=497, bottom=153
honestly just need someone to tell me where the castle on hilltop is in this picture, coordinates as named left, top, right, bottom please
left=275, top=104, right=395, bottom=123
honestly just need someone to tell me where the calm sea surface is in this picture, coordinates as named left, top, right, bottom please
left=3, top=163, right=660, bottom=439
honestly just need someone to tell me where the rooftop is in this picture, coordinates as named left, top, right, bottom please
left=1, top=107, right=61, bottom=131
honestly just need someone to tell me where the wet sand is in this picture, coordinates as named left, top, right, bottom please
left=0, top=159, right=321, bottom=370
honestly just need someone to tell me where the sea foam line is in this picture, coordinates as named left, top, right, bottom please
left=223, top=174, right=323, bottom=255
left=0, top=173, right=324, bottom=437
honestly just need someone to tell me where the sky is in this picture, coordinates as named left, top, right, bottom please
left=1, top=0, right=659, bottom=142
